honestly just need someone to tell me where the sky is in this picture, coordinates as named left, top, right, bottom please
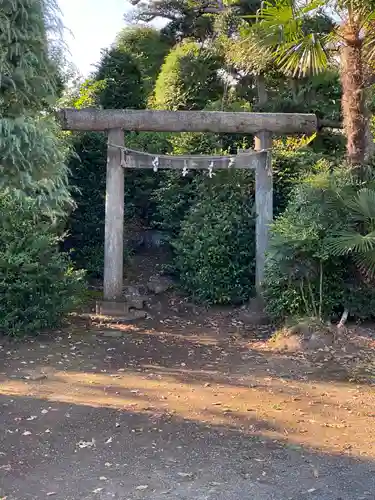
left=58, top=0, right=132, bottom=77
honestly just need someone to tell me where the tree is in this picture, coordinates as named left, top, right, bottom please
left=128, top=0, right=261, bottom=42
left=0, top=0, right=72, bottom=212
left=0, top=0, right=60, bottom=117
left=115, top=26, right=171, bottom=96
left=128, top=0, right=217, bottom=42
left=153, top=40, right=223, bottom=110
left=251, top=0, right=375, bottom=166
left=0, top=1, right=84, bottom=336
left=95, top=47, right=146, bottom=109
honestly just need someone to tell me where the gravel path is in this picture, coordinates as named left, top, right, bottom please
left=0, top=319, right=374, bottom=500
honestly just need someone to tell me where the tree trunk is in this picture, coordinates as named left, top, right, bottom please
left=288, top=77, right=299, bottom=104
left=340, top=30, right=366, bottom=165
left=256, top=73, right=268, bottom=109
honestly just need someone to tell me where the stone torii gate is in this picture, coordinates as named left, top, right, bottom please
left=58, top=108, right=317, bottom=305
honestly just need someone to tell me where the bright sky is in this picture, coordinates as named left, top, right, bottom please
left=58, top=0, right=132, bottom=77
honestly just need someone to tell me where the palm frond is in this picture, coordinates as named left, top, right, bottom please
left=249, top=0, right=333, bottom=77
left=274, top=33, right=330, bottom=77
left=353, top=250, right=375, bottom=278
left=363, top=11, right=375, bottom=64
left=344, top=188, right=375, bottom=222
left=327, top=230, right=375, bottom=255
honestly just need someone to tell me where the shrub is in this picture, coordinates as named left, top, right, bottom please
left=272, top=138, right=338, bottom=215
left=95, top=47, right=146, bottom=109
left=115, top=26, right=171, bottom=97
left=150, top=132, right=219, bottom=234
left=64, top=130, right=172, bottom=274
left=0, top=191, right=85, bottom=336
left=63, top=132, right=107, bottom=263
left=173, top=170, right=255, bottom=304
left=263, top=166, right=375, bottom=322
left=153, top=41, right=223, bottom=110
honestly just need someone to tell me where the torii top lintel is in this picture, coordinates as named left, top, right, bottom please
left=57, top=108, right=317, bottom=135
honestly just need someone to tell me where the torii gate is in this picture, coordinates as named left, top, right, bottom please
left=58, top=108, right=317, bottom=305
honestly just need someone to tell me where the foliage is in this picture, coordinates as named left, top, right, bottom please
left=151, top=171, right=201, bottom=234
left=0, top=191, right=85, bottom=336
left=95, top=47, right=146, bottom=109
left=263, top=175, right=345, bottom=321
left=115, top=26, right=171, bottom=96
left=0, top=0, right=73, bottom=211
left=0, top=0, right=61, bottom=116
left=150, top=127, right=224, bottom=235
left=320, top=173, right=375, bottom=279
left=63, top=78, right=107, bottom=110
left=129, top=0, right=261, bottom=43
left=263, top=166, right=375, bottom=322
left=173, top=170, right=255, bottom=304
left=0, top=114, right=73, bottom=216
left=272, top=139, right=337, bottom=214
left=254, top=71, right=342, bottom=122
left=250, top=0, right=375, bottom=164
left=63, top=132, right=107, bottom=272
left=153, top=41, right=223, bottom=110
left=128, top=0, right=216, bottom=42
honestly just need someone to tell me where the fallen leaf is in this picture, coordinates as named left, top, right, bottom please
left=77, top=439, right=96, bottom=449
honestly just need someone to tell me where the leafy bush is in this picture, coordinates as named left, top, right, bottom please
left=63, top=132, right=107, bottom=263
left=173, top=170, right=255, bottom=304
left=263, top=165, right=375, bottom=322
left=0, top=191, right=85, bottom=336
left=272, top=140, right=332, bottom=215
left=151, top=132, right=220, bottom=234
left=95, top=47, right=146, bottom=109
left=152, top=171, right=201, bottom=235
left=153, top=41, right=223, bottom=110
left=0, top=116, right=73, bottom=214
left=115, top=26, right=171, bottom=97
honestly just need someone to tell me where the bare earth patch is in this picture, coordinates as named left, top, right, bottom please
left=0, top=255, right=374, bottom=499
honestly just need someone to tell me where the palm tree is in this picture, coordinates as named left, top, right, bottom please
left=250, top=0, right=375, bottom=166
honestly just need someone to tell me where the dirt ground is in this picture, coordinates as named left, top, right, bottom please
left=1, top=254, right=375, bottom=500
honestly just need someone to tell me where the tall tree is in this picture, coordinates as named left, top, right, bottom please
left=152, top=40, right=223, bottom=110
left=251, top=0, right=375, bottom=166
left=0, top=0, right=72, bottom=213
left=115, top=26, right=171, bottom=96
left=128, top=0, right=261, bottom=42
left=95, top=47, right=146, bottom=109
left=0, top=0, right=61, bottom=116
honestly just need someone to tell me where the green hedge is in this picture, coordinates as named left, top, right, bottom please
left=173, top=170, right=255, bottom=304
left=0, top=191, right=85, bottom=336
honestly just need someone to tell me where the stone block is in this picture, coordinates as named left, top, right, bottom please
left=96, top=300, right=131, bottom=317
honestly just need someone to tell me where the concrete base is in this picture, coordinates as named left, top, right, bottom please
left=238, top=296, right=270, bottom=326
left=96, top=300, right=137, bottom=317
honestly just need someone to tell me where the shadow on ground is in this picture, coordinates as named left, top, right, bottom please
left=1, top=392, right=375, bottom=500
left=0, top=320, right=374, bottom=499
